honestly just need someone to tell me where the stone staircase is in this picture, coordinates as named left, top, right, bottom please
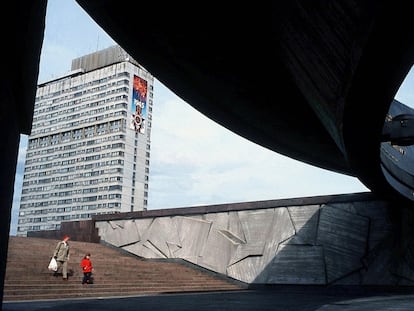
left=3, top=236, right=246, bottom=302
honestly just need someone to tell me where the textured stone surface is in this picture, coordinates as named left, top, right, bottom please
left=96, top=196, right=410, bottom=286
left=95, top=220, right=140, bottom=247
left=265, top=245, right=325, bottom=284
left=317, top=205, right=370, bottom=283
left=288, top=205, right=319, bottom=244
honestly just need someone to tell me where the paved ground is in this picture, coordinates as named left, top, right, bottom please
left=4, top=286, right=414, bottom=310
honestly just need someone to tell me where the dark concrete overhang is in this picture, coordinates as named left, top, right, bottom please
left=73, top=0, right=414, bottom=202
left=12, top=0, right=414, bottom=203
left=3, top=1, right=46, bottom=134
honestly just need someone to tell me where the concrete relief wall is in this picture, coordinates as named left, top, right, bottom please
left=95, top=197, right=414, bottom=286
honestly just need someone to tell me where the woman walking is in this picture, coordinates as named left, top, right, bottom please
left=53, top=235, right=70, bottom=280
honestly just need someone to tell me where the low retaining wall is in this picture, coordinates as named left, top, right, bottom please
left=27, top=220, right=100, bottom=243
left=92, top=192, right=414, bottom=285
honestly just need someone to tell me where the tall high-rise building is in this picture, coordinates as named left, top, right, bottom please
left=16, top=45, right=154, bottom=236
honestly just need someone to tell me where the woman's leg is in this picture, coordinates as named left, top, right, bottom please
left=62, top=261, right=68, bottom=279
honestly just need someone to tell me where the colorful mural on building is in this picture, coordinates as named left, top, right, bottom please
left=130, top=75, right=148, bottom=133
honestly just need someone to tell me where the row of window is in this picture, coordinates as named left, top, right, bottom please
left=31, top=101, right=128, bottom=136
left=22, top=167, right=124, bottom=187
left=21, top=176, right=123, bottom=194
left=21, top=189, right=123, bottom=206
left=27, top=134, right=126, bottom=156
left=21, top=187, right=123, bottom=202
left=25, top=155, right=125, bottom=174
left=25, top=144, right=125, bottom=169
left=24, top=156, right=125, bottom=180
left=34, top=98, right=128, bottom=131
left=20, top=203, right=125, bottom=216
left=36, top=70, right=131, bottom=104
left=34, top=83, right=129, bottom=119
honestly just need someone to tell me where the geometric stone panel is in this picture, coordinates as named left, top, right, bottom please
left=98, top=220, right=140, bottom=247
left=287, top=205, right=320, bottom=245
left=227, top=255, right=270, bottom=284
left=173, top=216, right=212, bottom=264
left=135, top=218, right=155, bottom=242
left=198, top=213, right=239, bottom=274
left=229, top=209, right=275, bottom=267
left=227, top=208, right=296, bottom=283
left=123, top=238, right=166, bottom=258
left=317, top=205, right=370, bottom=283
left=94, top=194, right=398, bottom=286
left=265, top=245, right=325, bottom=284
left=261, top=208, right=296, bottom=266
left=117, top=220, right=141, bottom=246
left=145, top=217, right=181, bottom=258
left=359, top=244, right=399, bottom=286
left=351, top=200, right=393, bottom=252
left=227, top=212, right=246, bottom=243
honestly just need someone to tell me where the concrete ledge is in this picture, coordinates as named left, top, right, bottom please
left=92, top=192, right=375, bottom=221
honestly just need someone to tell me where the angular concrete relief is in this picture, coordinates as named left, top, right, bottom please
left=227, top=256, right=269, bottom=283
left=120, top=218, right=160, bottom=258
left=317, top=205, right=370, bottom=283
left=145, top=217, right=181, bottom=258
left=124, top=239, right=166, bottom=258
left=260, top=208, right=296, bottom=267
left=393, top=240, right=414, bottom=284
left=95, top=221, right=109, bottom=236
left=265, top=245, right=325, bottom=284
left=359, top=246, right=398, bottom=285
left=198, top=213, right=239, bottom=274
left=350, top=200, right=393, bottom=251
left=327, top=202, right=357, bottom=214
left=173, top=216, right=212, bottom=263
left=229, top=209, right=273, bottom=267
left=97, top=220, right=140, bottom=247
left=95, top=195, right=396, bottom=286
left=118, top=220, right=141, bottom=246
left=227, top=208, right=295, bottom=283
left=166, top=241, right=182, bottom=257
left=108, top=220, right=122, bottom=230
left=288, top=205, right=320, bottom=245
left=227, top=212, right=246, bottom=243
left=135, top=218, right=154, bottom=242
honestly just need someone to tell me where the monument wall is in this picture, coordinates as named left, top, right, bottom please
left=93, top=192, right=414, bottom=285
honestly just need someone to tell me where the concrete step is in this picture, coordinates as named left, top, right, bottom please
left=3, top=236, right=246, bottom=301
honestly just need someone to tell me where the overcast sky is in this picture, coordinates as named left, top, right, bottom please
left=10, top=0, right=379, bottom=235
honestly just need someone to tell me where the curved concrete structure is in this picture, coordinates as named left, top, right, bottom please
left=74, top=0, right=414, bottom=202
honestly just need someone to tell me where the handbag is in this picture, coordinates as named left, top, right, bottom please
left=48, top=257, right=58, bottom=271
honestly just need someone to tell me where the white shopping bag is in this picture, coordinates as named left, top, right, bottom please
left=48, top=257, right=58, bottom=271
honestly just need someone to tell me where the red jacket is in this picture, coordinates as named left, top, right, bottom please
left=80, top=257, right=93, bottom=273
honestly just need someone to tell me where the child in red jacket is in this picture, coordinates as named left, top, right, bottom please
left=80, top=253, right=93, bottom=285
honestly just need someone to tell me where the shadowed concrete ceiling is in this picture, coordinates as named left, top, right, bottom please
left=73, top=0, right=414, bottom=202
left=12, top=1, right=414, bottom=203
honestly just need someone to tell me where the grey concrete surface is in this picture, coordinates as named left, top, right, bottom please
left=3, top=287, right=414, bottom=311
left=95, top=195, right=407, bottom=287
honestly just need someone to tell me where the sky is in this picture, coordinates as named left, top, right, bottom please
left=10, top=0, right=392, bottom=235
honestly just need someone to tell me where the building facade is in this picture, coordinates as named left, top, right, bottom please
left=16, top=45, right=154, bottom=236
